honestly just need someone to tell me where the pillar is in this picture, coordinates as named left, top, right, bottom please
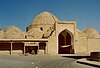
left=10, top=42, right=13, bottom=55
left=38, top=45, right=39, bottom=54
left=45, top=42, right=48, bottom=54
left=23, top=43, right=25, bottom=54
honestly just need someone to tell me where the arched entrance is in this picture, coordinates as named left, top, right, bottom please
left=58, top=29, right=74, bottom=54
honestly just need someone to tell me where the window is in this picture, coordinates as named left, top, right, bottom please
left=40, top=27, right=43, bottom=31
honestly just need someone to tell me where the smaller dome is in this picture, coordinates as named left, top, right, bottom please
left=0, top=30, right=5, bottom=39
left=83, top=28, right=99, bottom=38
left=4, top=26, right=23, bottom=32
left=4, top=26, right=25, bottom=39
left=83, top=28, right=97, bottom=34
left=31, top=11, right=58, bottom=25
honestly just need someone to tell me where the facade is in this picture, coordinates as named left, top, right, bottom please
left=0, top=12, right=100, bottom=55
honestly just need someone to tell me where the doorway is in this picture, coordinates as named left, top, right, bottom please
left=25, top=46, right=38, bottom=54
left=58, top=29, right=74, bottom=54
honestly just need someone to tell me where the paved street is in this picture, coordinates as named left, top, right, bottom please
left=0, top=55, right=96, bottom=68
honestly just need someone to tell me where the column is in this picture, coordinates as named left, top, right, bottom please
left=10, top=42, right=13, bottom=55
left=45, top=42, right=48, bottom=54
left=38, top=44, right=39, bottom=54
left=23, top=43, right=26, bottom=54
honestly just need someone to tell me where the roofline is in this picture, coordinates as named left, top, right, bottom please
left=0, top=39, right=48, bottom=42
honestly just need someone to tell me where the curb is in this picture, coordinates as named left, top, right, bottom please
left=76, top=59, right=100, bottom=67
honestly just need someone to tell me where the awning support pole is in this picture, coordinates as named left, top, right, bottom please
left=10, top=42, right=13, bottom=55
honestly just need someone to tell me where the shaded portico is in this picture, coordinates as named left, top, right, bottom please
left=0, top=39, right=48, bottom=55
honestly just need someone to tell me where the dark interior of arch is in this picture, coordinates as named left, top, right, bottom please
left=58, top=30, right=72, bottom=54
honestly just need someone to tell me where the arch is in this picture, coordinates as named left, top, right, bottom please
left=58, top=29, right=74, bottom=54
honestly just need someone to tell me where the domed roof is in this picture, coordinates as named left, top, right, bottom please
left=31, top=12, right=58, bottom=25
left=82, top=28, right=100, bottom=38
left=5, top=26, right=23, bottom=32
left=83, top=28, right=97, bottom=34
left=27, top=28, right=43, bottom=39
left=4, top=26, right=25, bottom=39
left=0, top=30, right=5, bottom=39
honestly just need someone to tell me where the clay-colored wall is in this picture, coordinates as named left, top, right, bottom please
left=39, top=22, right=77, bottom=54
left=75, top=36, right=100, bottom=54
left=56, top=23, right=75, bottom=35
left=56, top=22, right=76, bottom=54
left=74, top=38, right=88, bottom=53
left=88, top=39, right=100, bottom=52
left=47, top=31, right=58, bottom=54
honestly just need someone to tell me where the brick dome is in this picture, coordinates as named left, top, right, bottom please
left=31, top=12, right=58, bottom=25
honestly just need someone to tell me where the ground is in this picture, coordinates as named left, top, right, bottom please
left=0, top=55, right=96, bottom=68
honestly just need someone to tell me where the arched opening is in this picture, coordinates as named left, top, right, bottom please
left=58, top=29, right=74, bottom=54
left=40, top=27, right=43, bottom=31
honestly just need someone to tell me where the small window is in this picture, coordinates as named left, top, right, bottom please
left=40, top=27, right=43, bottom=31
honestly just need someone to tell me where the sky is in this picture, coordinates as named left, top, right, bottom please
left=0, top=0, right=100, bottom=32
